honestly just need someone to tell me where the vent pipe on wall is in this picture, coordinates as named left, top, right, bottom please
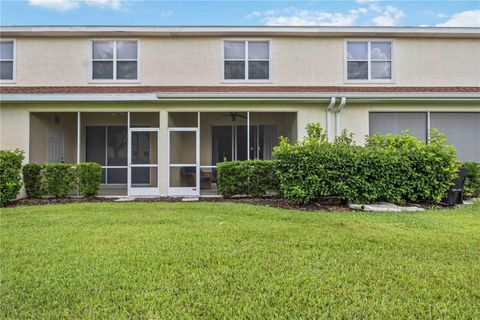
left=335, top=97, right=347, bottom=138
left=326, top=97, right=336, bottom=142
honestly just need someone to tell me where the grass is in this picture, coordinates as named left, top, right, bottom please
left=1, top=202, right=480, bottom=319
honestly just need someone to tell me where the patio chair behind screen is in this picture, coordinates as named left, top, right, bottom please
left=443, top=167, right=468, bottom=206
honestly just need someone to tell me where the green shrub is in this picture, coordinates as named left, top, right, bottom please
left=0, top=149, right=24, bottom=206
left=44, top=164, right=75, bottom=197
left=463, top=162, right=480, bottom=198
left=76, top=162, right=102, bottom=197
left=217, top=160, right=278, bottom=198
left=365, top=129, right=458, bottom=204
left=23, top=163, right=44, bottom=199
left=273, top=124, right=458, bottom=205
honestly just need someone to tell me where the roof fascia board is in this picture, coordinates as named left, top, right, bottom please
left=1, top=26, right=479, bottom=38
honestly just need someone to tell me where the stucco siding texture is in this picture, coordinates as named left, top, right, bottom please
left=2, top=37, right=479, bottom=87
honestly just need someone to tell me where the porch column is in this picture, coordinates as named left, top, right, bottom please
left=77, top=112, right=80, bottom=164
left=127, top=112, right=131, bottom=195
left=159, top=110, right=169, bottom=196
left=247, top=111, right=250, bottom=160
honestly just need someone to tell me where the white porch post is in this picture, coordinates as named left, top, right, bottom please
left=196, top=112, right=200, bottom=195
left=76, top=112, right=80, bottom=164
left=76, top=112, right=81, bottom=196
left=127, top=112, right=131, bottom=196
left=247, top=111, right=250, bottom=160
left=426, top=111, right=431, bottom=144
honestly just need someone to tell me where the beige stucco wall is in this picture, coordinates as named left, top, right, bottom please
left=4, top=36, right=479, bottom=87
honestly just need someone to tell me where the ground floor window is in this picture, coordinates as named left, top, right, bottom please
left=369, top=112, right=480, bottom=162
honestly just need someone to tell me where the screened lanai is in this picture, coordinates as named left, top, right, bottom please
left=29, top=111, right=297, bottom=196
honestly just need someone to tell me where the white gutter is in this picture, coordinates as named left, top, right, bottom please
left=326, top=97, right=336, bottom=142
left=157, top=92, right=480, bottom=101
left=335, top=97, right=347, bottom=138
left=0, top=93, right=159, bottom=102
left=0, top=92, right=479, bottom=102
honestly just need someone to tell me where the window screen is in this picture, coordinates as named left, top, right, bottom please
left=86, top=126, right=106, bottom=165
left=369, top=112, right=428, bottom=142
left=430, top=112, right=480, bottom=162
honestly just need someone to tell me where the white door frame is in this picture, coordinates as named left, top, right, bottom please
left=128, top=127, right=160, bottom=196
left=168, top=127, right=200, bottom=196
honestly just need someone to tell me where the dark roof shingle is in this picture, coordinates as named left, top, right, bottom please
left=1, top=86, right=479, bottom=94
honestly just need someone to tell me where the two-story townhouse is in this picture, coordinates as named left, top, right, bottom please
left=0, top=26, right=479, bottom=197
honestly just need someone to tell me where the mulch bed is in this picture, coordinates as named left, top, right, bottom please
left=4, top=196, right=350, bottom=211
left=205, top=197, right=350, bottom=211
left=6, top=197, right=112, bottom=207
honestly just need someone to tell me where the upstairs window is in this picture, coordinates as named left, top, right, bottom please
left=0, top=40, right=15, bottom=81
left=92, top=40, right=138, bottom=81
left=346, top=40, right=392, bottom=81
left=223, top=40, right=270, bottom=81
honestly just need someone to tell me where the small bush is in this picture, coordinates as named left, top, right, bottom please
left=76, top=162, right=102, bottom=197
left=217, top=160, right=278, bottom=198
left=44, top=164, right=75, bottom=197
left=0, top=149, right=24, bottom=206
left=23, top=163, right=44, bottom=199
left=463, top=162, right=480, bottom=198
left=273, top=124, right=458, bottom=205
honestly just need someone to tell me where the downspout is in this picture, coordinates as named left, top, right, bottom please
left=326, top=97, right=336, bottom=142
left=335, top=97, right=347, bottom=138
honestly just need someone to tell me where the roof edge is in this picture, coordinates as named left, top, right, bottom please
left=1, top=25, right=479, bottom=38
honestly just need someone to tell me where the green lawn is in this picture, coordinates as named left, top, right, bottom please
left=1, top=202, right=480, bottom=319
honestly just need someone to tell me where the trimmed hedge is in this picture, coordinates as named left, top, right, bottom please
left=273, top=123, right=458, bottom=205
left=44, top=164, right=76, bottom=197
left=76, top=162, right=102, bottom=197
left=463, top=162, right=480, bottom=198
left=23, top=162, right=102, bottom=199
left=0, top=149, right=24, bottom=206
left=217, top=160, right=278, bottom=198
left=23, top=163, right=44, bottom=199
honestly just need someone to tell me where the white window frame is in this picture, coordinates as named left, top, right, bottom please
left=89, top=39, right=140, bottom=83
left=0, top=39, right=16, bottom=83
left=221, top=40, right=272, bottom=83
left=344, top=39, right=394, bottom=84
